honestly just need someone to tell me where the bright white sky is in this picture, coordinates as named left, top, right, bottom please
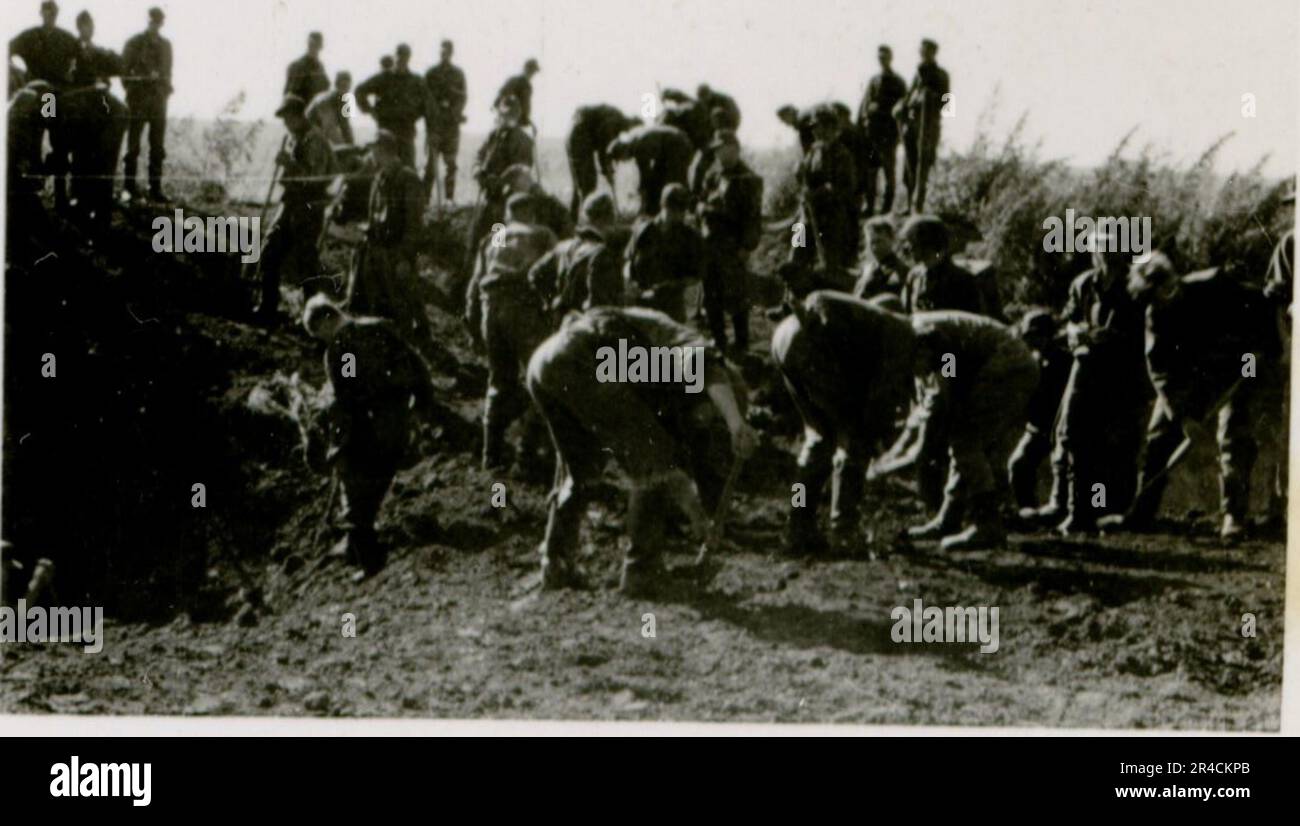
left=8, top=0, right=1299, bottom=174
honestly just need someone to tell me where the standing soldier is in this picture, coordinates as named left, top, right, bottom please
left=697, top=129, right=763, bottom=351
left=1098, top=255, right=1284, bottom=541
left=1053, top=230, right=1149, bottom=534
left=895, top=38, right=949, bottom=213
left=463, top=193, right=557, bottom=471
left=773, top=291, right=917, bottom=554
left=423, top=40, right=467, bottom=205
left=857, top=44, right=907, bottom=216
left=10, top=0, right=77, bottom=210
left=256, top=94, right=337, bottom=325
left=494, top=58, right=539, bottom=127
left=625, top=183, right=705, bottom=321
left=348, top=130, right=437, bottom=365
left=852, top=217, right=910, bottom=299
left=793, top=105, right=858, bottom=274
left=302, top=295, right=436, bottom=580
left=566, top=104, right=639, bottom=218
left=527, top=306, right=756, bottom=594
left=120, top=7, right=172, bottom=203
left=465, top=96, right=535, bottom=259
left=10, top=1, right=78, bottom=86
left=607, top=122, right=693, bottom=218
left=284, top=31, right=329, bottom=102
left=66, top=10, right=125, bottom=229
left=305, top=71, right=354, bottom=147
left=528, top=192, right=623, bottom=324
left=355, top=44, right=428, bottom=168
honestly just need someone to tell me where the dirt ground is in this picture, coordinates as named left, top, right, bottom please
left=0, top=195, right=1285, bottom=729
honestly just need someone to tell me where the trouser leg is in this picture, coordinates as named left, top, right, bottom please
left=146, top=101, right=168, bottom=193
left=881, top=140, right=897, bottom=213
left=1008, top=424, right=1051, bottom=509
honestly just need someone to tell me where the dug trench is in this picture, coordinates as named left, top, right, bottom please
left=0, top=195, right=1284, bottom=726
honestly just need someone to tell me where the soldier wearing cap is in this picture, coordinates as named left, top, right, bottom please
left=1050, top=230, right=1148, bottom=534
left=355, top=44, right=429, bottom=167
left=607, top=122, right=694, bottom=218
left=625, top=183, right=705, bottom=321
left=501, top=163, right=573, bottom=241
left=121, top=7, right=173, bottom=202
left=284, top=31, right=329, bottom=103
left=257, top=93, right=337, bottom=324
left=347, top=129, right=438, bottom=365
left=527, top=306, right=756, bottom=595
left=495, top=58, right=539, bottom=127
left=61, top=11, right=126, bottom=229
left=567, top=104, right=640, bottom=218
left=464, top=99, right=537, bottom=272
left=1097, top=254, right=1284, bottom=541
left=896, top=38, right=949, bottom=213
left=529, top=192, right=622, bottom=326
left=792, top=105, right=858, bottom=274
left=464, top=192, right=557, bottom=470
left=306, top=71, right=354, bottom=147
left=303, top=295, right=437, bottom=579
left=697, top=128, right=763, bottom=351
left=858, top=44, right=907, bottom=216
left=424, top=40, right=467, bottom=202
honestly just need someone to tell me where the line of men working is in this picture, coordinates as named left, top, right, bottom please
left=9, top=2, right=173, bottom=213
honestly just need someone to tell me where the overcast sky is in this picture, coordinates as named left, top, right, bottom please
left=8, top=0, right=1298, bottom=175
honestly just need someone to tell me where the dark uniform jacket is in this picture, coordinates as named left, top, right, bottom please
left=10, top=25, right=78, bottom=86
left=858, top=69, right=907, bottom=142
left=69, top=41, right=121, bottom=87
left=495, top=73, right=533, bottom=124
left=284, top=53, right=328, bottom=102
left=699, top=160, right=763, bottom=251
left=475, top=125, right=534, bottom=192
left=1062, top=267, right=1145, bottom=364
left=366, top=163, right=425, bottom=255
left=626, top=216, right=706, bottom=291
left=356, top=68, right=428, bottom=138
left=121, top=31, right=172, bottom=97
left=282, top=125, right=336, bottom=204
left=1145, top=269, right=1281, bottom=416
left=424, top=62, right=467, bottom=129
left=529, top=228, right=623, bottom=318
left=568, top=104, right=630, bottom=176
left=901, top=258, right=982, bottom=314
left=612, top=124, right=693, bottom=180
left=901, top=61, right=949, bottom=141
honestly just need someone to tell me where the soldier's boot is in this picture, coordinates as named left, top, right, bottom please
left=540, top=548, right=587, bottom=591
left=1019, top=470, right=1066, bottom=524
left=783, top=509, right=830, bottom=558
left=1055, top=468, right=1100, bottom=536
left=619, top=485, right=670, bottom=597
left=908, top=495, right=964, bottom=540
left=1219, top=473, right=1251, bottom=544
left=444, top=167, right=457, bottom=203
left=940, top=494, right=1007, bottom=552
left=148, top=176, right=169, bottom=204
left=481, top=398, right=511, bottom=471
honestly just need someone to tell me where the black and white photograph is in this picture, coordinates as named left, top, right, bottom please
left=0, top=0, right=1297, bottom=745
